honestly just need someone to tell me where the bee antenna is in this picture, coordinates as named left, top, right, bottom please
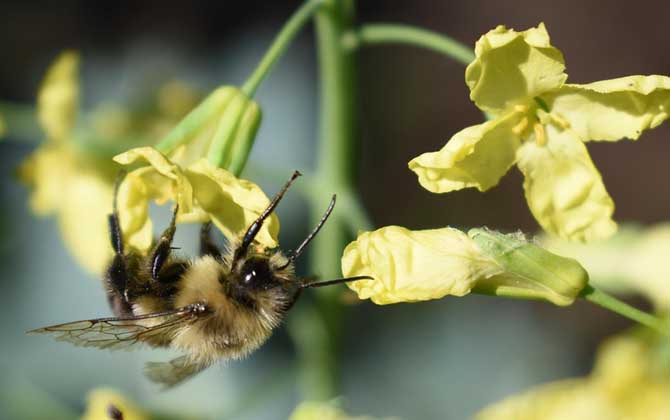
left=233, top=170, right=302, bottom=264
left=301, top=275, right=373, bottom=289
left=279, top=194, right=336, bottom=270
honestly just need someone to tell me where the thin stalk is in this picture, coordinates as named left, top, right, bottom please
left=580, top=285, right=668, bottom=336
left=346, top=23, right=475, bottom=65
left=287, top=0, right=358, bottom=401
left=241, top=0, right=326, bottom=97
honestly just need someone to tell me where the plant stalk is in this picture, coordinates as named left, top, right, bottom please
left=346, top=23, right=475, bottom=65
left=580, top=285, right=668, bottom=336
left=241, top=0, right=326, bottom=97
left=289, top=0, right=358, bottom=401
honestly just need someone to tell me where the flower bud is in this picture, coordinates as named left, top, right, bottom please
left=468, top=228, right=588, bottom=306
left=155, top=86, right=261, bottom=174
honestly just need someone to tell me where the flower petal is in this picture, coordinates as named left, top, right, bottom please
left=516, top=126, right=616, bottom=241
left=342, top=226, right=503, bottom=304
left=546, top=76, right=670, bottom=142
left=466, top=23, right=567, bottom=114
left=38, top=51, right=79, bottom=143
left=408, top=112, right=521, bottom=193
left=186, top=159, right=279, bottom=248
left=18, top=144, right=115, bottom=274
left=115, top=147, right=278, bottom=252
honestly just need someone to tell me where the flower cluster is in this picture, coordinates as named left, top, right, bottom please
left=409, top=23, right=670, bottom=242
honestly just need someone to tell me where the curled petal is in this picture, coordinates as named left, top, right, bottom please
left=342, top=226, right=503, bottom=304
left=409, top=112, right=521, bottom=193
left=114, top=147, right=278, bottom=253
left=546, top=76, right=670, bottom=142
left=516, top=126, right=616, bottom=241
left=38, top=51, right=79, bottom=142
left=466, top=23, right=567, bottom=114
left=185, top=159, right=278, bottom=247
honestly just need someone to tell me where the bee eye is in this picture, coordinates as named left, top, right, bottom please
left=239, top=257, right=274, bottom=290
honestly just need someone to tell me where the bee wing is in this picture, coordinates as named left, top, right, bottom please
left=28, top=303, right=208, bottom=351
left=144, top=355, right=210, bottom=389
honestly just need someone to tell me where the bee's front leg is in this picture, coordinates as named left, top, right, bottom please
left=150, top=205, right=179, bottom=280
left=199, top=222, right=222, bottom=258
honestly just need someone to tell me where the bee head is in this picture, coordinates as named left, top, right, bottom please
left=237, top=256, right=277, bottom=291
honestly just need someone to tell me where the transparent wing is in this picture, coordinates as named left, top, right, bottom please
left=28, top=303, right=208, bottom=351
left=144, top=355, right=210, bottom=389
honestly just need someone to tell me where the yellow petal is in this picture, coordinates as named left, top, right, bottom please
left=466, top=23, right=567, bottom=114
left=115, top=147, right=278, bottom=253
left=18, top=143, right=115, bottom=274
left=476, top=379, right=611, bottom=420
left=82, top=388, right=148, bottom=420
left=546, top=75, right=670, bottom=141
left=186, top=159, right=279, bottom=248
left=516, top=126, right=616, bottom=241
left=38, top=51, right=79, bottom=142
left=477, top=331, right=670, bottom=420
left=408, top=112, right=521, bottom=193
left=342, top=226, right=503, bottom=304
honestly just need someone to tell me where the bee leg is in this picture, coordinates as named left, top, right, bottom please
left=150, top=204, right=179, bottom=280
left=200, top=222, right=222, bottom=258
left=105, top=193, right=133, bottom=316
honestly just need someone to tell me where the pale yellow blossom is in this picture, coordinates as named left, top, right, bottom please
left=410, top=23, right=670, bottom=242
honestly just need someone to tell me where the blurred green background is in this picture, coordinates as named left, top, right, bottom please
left=1, top=1, right=669, bottom=419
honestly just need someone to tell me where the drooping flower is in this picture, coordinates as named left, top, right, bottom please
left=475, top=330, right=670, bottom=420
left=114, top=146, right=278, bottom=254
left=81, top=388, right=148, bottom=420
left=19, top=51, right=201, bottom=274
left=542, top=223, right=670, bottom=311
left=409, top=23, right=670, bottom=242
left=342, top=225, right=588, bottom=306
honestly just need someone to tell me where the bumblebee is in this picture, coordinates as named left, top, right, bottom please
left=30, top=171, right=369, bottom=387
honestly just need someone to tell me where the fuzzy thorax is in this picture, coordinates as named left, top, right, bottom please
left=170, top=255, right=291, bottom=365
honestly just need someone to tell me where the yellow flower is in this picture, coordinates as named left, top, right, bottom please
left=475, top=331, right=670, bottom=420
left=542, top=224, right=670, bottom=311
left=19, top=143, right=117, bottom=274
left=19, top=52, right=117, bottom=274
left=114, top=146, right=279, bottom=253
left=289, top=401, right=394, bottom=420
left=81, top=388, right=148, bottom=420
left=38, top=51, right=79, bottom=143
left=409, top=23, right=670, bottom=242
left=19, top=51, right=202, bottom=274
left=342, top=226, right=588, bottom=306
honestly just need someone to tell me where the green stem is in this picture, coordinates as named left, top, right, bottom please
left=287, top=0, right=358, bottom=401
left=580, top=285, right=668, bottom=336
left=345, top=23, right=475, bottom=65
left=241, top=0, right=326, bottom=97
